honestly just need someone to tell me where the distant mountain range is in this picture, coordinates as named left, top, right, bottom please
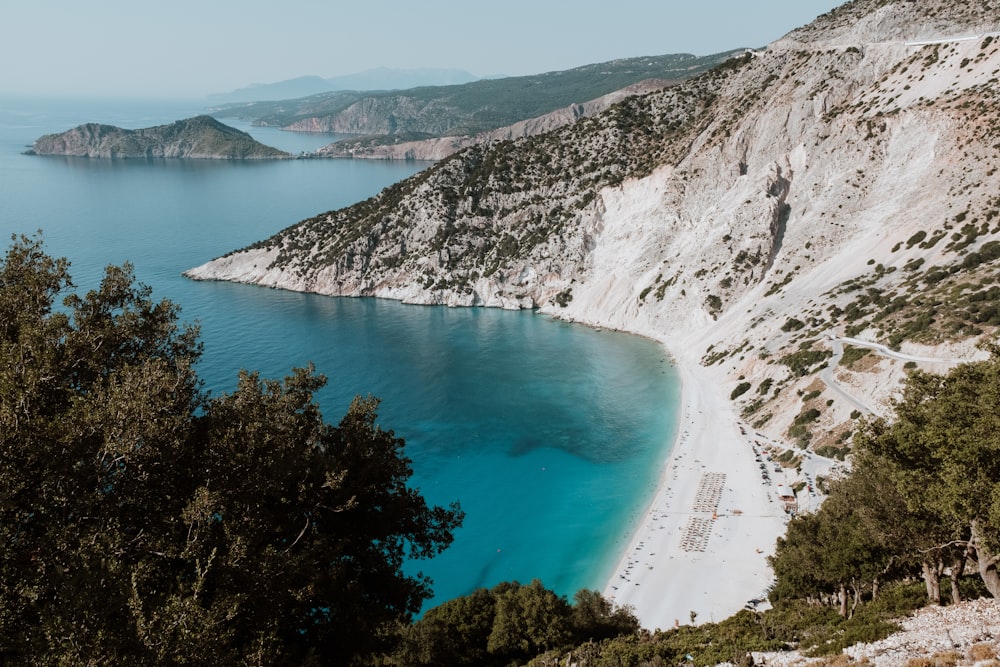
left=207, top=67, right=481, bottom=103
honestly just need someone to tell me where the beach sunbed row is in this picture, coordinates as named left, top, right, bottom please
left=691, top=472, right=726, bottom=513
left=680, top=516, right=714, bottom=552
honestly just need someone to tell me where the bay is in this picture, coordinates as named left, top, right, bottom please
left=0, top=96, right=680, bottom=610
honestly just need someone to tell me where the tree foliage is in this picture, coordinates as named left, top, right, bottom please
left=771, top=349, right=1000, bottom=613
left=856, top=353, right=1000, bottom=598
left=0, top=235, right=462, bottom=665
left=768, top=455, right=927, bottom=616
left=394, top=580, right=639, bottom=666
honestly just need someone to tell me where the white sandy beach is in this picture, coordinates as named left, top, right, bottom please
left=603, top=343, right=792, bottom=630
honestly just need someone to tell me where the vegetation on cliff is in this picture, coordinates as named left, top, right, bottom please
left=226, top=56, right=731, bottom=303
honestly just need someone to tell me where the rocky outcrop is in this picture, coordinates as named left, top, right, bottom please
left=27, top=115, right=290, bottom=159
left=187, top=0, right=1000, bottom=448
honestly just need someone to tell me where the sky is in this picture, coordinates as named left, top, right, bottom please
left=0, top=1, right=846, bottom=99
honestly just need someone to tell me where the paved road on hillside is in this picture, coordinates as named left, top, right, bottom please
left=820, top=337, right=876, bottom=416
left=819, top=335, right=971, bottom=416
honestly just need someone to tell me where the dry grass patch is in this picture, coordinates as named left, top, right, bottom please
left=969, top=642, right=998, bottom=662
left=904, top=650, right=962, bottom=667
left=810, top=426, right=851, bottom=453
left=843, top=350, right=883, bottom=374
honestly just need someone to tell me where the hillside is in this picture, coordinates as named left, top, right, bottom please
left=209, top=51, right=739, bottom=139
left=189, top=0, right=1000, bottom=450
left=755, top=598, right=1000, bottom=666
left=312, top=79, right=675, bottom=160
left=27, top=115, right=290, bottom=159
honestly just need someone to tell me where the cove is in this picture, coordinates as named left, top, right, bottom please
left=0, top=97, right=680, bottom=610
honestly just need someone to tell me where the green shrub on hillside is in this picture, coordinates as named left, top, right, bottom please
left=731, top=381, right=752, bottom=399
left=780, top=349, right=832, bottom=376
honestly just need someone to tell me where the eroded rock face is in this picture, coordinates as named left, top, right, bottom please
left=187, top=0, right=1000, bottom=445
left=28, top=116, right=290, bottom=159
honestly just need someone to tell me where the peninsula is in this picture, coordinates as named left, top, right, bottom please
left=26, top=115, right=290, bottom=159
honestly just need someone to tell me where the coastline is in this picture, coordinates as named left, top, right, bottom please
left=185, top=252, right=796, bottom=629
left=186, top=254, right=798, bottom=628
left=602, top=338, right=789, bottom=630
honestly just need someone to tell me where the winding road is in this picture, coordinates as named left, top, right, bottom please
left=820, top=335, right=971, bottom=416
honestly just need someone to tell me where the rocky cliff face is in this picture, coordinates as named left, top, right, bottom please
left=187, top=0, right=1000, bottom=448
left=28, top=116, right=290, bottom=159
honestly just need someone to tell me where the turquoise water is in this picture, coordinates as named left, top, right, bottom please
left=0, top=97, right=680, bottom=610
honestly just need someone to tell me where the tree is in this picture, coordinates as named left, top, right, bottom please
left=769, top=448, right=967, bottom=612
left=769, top=510, right=829, bottom=604
left=395, top=580, right=637, bottom=667
left=487, top=579, right=573, bottom=659
left=0, top=235, right=463, bottom=664
left=769, top=464, right=891, bottom=614
left=855, top=351, right=1000, bottom=599
left=0, top=235, right=205, bottom=663
left=839, top=451, right=960, bottom=605
left=395, top=587, right=498, bottom=666
left=570, top=588, right=641, bottom=642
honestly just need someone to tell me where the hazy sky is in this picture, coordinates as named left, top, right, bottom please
left=1, top=1, right=846, bottom=99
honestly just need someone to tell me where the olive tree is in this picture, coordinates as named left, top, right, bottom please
left=856, top=352, right=1000, bottom=599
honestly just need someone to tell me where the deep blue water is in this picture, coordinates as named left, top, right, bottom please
left=0, top=96, right=680, bottom=610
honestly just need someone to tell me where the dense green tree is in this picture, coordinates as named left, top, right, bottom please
left=770, top=468, right=885, bottom=613
left=487, top=579, right=573, bottom=659
left=842, top=452, right=962, bottom=605
left=769, top=449, right=965, bottom=611
left=856, top=352, right=1000, bottom=598
left=569, top=588, right=641, bottom=642
left=0, top=235, right=462, bottom=665
left=771, top=349, right=1000, bottom=611
left=395, top=580, right=638, bottom=667
left=810, top=477, right=894, bottom=616
left=395, top=587, right=497, bottom=666
left=0, top=236, right=204, bottom=663
left=769, top=511, right=828, bottom=604
left=770, top=481, right=887, bottom=616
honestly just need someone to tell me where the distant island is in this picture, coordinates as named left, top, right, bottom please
left=25, top=115, right=291, bottom=159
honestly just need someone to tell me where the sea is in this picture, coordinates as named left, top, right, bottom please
left=0, top=96, right=680, bottom=612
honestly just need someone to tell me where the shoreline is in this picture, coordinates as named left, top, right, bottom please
left=602, top=339, right=789, bottom=630
left=178, top=269, right=795, bottom=628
